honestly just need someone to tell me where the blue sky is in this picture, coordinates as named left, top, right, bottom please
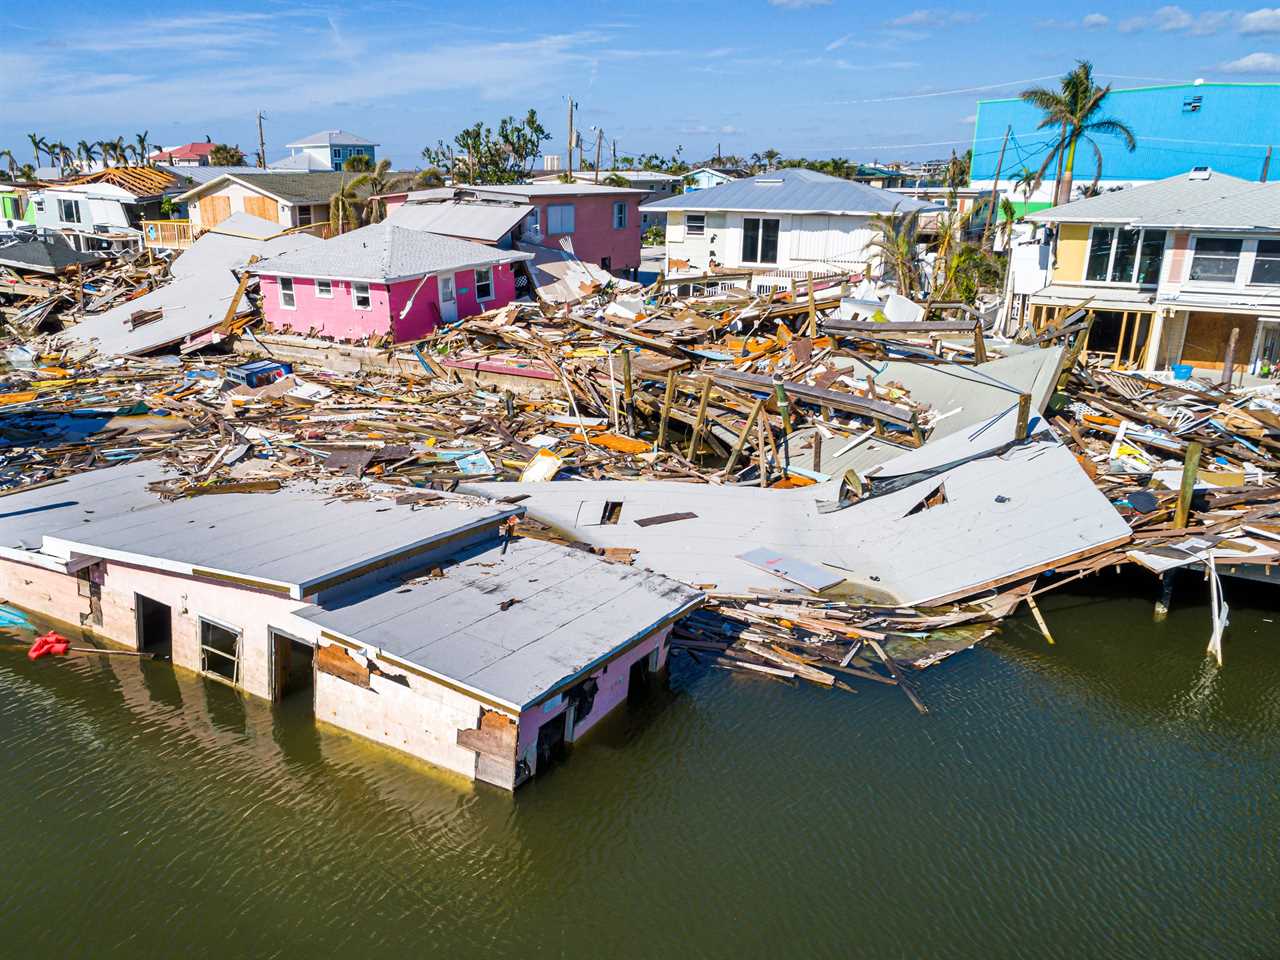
left=6, top=0, right=1280, bottom=169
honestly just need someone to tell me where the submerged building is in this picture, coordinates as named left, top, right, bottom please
left=0, top=464, right=701, bottom=789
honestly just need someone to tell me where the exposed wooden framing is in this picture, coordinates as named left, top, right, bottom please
left=657, top=369, right=676, bottom=449
left=686, top=376, right=712, bottom=460
left=723, top=397, right=766, bottom=476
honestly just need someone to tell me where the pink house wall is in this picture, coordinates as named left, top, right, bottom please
left=515, top=625, right=672, bottom=773
left=534, top=194, right=643, bottom=271
left=261, top=275, right=394, bottom=341
left=1166, top=231, right=1190, bottom=288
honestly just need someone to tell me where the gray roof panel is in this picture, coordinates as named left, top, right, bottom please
left=1026, top=170, right=1277, bottom=228
left=251, top=221, right=533, bottom=283
left=646, top=168, right=934, bottom=215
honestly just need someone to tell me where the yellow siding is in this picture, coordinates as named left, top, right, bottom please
left=1053, top=223, right=1092, bottom=283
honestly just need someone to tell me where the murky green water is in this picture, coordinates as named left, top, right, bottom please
left=1, top=571, right=1277, bottom=959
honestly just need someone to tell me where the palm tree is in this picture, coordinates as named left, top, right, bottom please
left=45, top=141, right=68, bottom=175
left=343, top=154, right=373, bottom=173
left=26, top=133, right=45, bottom=169
left=415, top=167, right=445, bottom=189
left=762, top=148, right=781, bottom=170
left=0, top=149, right=15, bottom=180
left=998, top=197, right=1018, bottom=249
left=76, top=140, right=99, bottom=171
left=328, top=176, right=362, bottom=235
left=601, top=173, right=629, bottom=188
left=349, top=158, right=393, bottom=223
left=1020, top=60, right=1136, bottom=205
left=104, top=137, right=127, bottom=167
left=867, top=206, right=923, bottom=298
left=17, top=164, right=36, bottom=182
left=134, top=131, right=151, bottom=166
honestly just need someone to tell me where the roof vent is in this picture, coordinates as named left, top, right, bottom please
left=1188, top=166, right=1212, bottom=181
left=756, top=177, right=783, bottom=185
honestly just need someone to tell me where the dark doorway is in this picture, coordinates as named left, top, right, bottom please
left=628, top=656, right=652, bottom=704
left=271, top=629, right=314, bottom=704
left=135, top=594, right=172, bottom=656
left=535, top=711, right=567, bottom=775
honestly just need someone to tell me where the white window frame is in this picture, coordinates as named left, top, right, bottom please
left=1187, top=234, right=1245, bottom=286
left=297, top=204, right=313, bottom=227
left=1083, top=225, right=1166, bottom=287
left=278, top=276, right=296, bottom=310
left=547, top=203, right=575, bottom=234
left=687, top=214, right=706, bottom=236
left=198, top=616, right=242, bottom=688
left=59, top=198, right=81, bottom=224
left=352, top=282, right=372, bottom=310
left=613, top=200, right=627, bottom=230
left=315, top=279, right=333, bottom=299
left=475, top=267, right=494, bottom=301
left=1249, top=238, right=1280, bottom=286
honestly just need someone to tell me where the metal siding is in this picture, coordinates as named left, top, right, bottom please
left=972, top=83, right=1280, bottom=182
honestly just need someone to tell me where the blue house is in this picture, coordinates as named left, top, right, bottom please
left=272, top=130, right=379, bottom=172
left=971, top=81, right=1280, bottom=214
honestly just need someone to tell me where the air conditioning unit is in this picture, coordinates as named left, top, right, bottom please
left=1189, top=166, right=1212, bottom=181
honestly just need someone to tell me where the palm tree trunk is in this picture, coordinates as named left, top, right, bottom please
left=1060, top=137, right=1078, bottom=205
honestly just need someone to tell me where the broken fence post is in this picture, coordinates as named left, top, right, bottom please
left=1015, top=393, right=1032, bottom=440
left=686, top=376, right=712, bottom=461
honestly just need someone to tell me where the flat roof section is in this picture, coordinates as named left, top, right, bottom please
left=299, top=536, right=703, bottom=709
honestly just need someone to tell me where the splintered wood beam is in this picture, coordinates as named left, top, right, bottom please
left=712, top=369, right=914, bottom=427
left=723, top=396, right=766, bottom=476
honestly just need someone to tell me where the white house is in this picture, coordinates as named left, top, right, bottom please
left=645, top=168, right=934, bottom=276
left=28, top=167, right=181, bottom=253
left=683, top=167, right=747, bottom=192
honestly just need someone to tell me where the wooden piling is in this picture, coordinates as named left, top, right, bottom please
left=620, top=347, right=635, bottom=435
left=657, top=369, right=676, bottom=449
left=1015, top=393, right=1031, bottom=440
left=686, top=377, right=712, bottom=460
left=1174, top=441, right=1204, bottom=529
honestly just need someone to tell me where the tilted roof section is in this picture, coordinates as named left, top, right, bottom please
left=286, top=129, right=379, bottom=147
left=1025, top=170, right=1280, bottom=229
left=646, top=167, right=934, bottom=215
left=64, top=166, right=182, bottom=197
left=384, top=199, right=533, bottom=243
left=251, top=221, right=532, bottom=283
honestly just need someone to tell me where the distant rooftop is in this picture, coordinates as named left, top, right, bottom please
left=286, top=129, right=379, bottom=148
left=648, top=167, right=934, bottom=215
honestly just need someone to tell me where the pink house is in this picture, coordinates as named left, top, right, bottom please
left=381, top=184, right=646, bottom=278
left=251, top=222, right=533, bottom=343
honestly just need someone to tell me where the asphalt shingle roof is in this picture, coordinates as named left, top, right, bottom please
left=179, top=171, right=415, bottom=205
left=646, top=168, right=931, bottom=215
left=250, top=221, right=532, bottom=283
left=1026, top=170, right=1280, bottom=229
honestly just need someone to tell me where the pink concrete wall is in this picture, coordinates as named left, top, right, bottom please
left=534, top=194, right=643, bottom=271
left=261, top=275, right=394, bottom=341
left=515, top=625, right=672, bottom=766
left=387, top=275, right=441, bottom=341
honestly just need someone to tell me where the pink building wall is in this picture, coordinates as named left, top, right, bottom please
left=515, top=625, right=672, bottom=772
left=534, top=194, right=643, bottom=272
left=261, top=263, right=520, bottom=343
left=1166, top=231, right=1190, bottom=288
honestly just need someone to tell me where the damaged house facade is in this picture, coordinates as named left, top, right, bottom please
left=1019, top=169, right=1280, bottom=376
left=0, top=464, right=701, bottom=789
left=648, top=168, right=933, bottom=278
left=29, top=167, right=183, bottom=254
left=252, top=221, right=532, bottom=342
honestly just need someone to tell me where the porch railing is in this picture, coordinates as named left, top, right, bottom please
left=142, top=219, right=194, bottom=250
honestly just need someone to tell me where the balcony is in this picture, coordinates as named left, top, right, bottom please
left=142, top=219, right=194, bottom=250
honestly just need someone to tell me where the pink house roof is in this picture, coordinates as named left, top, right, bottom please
left=150, top=143, right=216, bottom=162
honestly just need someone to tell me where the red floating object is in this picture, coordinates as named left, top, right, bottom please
left=28, top=631, right=70, bottom=660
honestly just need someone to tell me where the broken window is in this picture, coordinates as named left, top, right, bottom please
left=279, top=277, right=295, bottom=309
left=200, top=618, right=241, bottom=685
left=1189, top=237, right=1242, bottom=282
left=602, top=501, right=623, bottom=525
left=352, top=282, right=372, bottom=310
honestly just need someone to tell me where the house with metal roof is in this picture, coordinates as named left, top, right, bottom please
left=251, top=220, right=532, bottom=342
left=646, top=168, right=934, bottom=277
left=276, top=129, right=379, bottom=172
left=0, top=461, right=701, bottom=789
left=1018, top=168, right=1280, bottom=377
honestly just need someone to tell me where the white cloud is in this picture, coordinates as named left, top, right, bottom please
left=888, top=8, right=981, bottom=27
left=1241, top=8, right=1280, bottom=33
left=1221, top=50, right=1280, bottom=71
left=1117, top=5, right=1230, bottom=34
left=961, top=113, right=977, bottom=124
left=826, top=33, right=852, bottom=50
left=768, top=0, right=832, bottom=8
left=1082, top=13, right=1110, bottom=28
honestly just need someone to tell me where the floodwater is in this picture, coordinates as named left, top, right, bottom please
left=1, top=570, right=1277, bottom=959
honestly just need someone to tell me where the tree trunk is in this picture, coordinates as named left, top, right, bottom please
left=1058, top=136, right=1078, bottom=206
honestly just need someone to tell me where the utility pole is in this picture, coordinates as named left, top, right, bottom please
left=1263, top=145, right=1273, bottom=183
left=612, top=139, right=617, bottom=171
left=594, top=129, right=603, bottom=184
left=256, top=111, right=267, bottom=169
left=566, top=96, right=575, bottom=176
left=983, top=125, right=1011, bottom=251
